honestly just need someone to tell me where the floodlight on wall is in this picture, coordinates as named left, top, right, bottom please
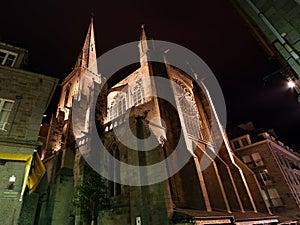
left=136, top=216, right=141, bottom=225
left=8, top=175, right=16, bottom=190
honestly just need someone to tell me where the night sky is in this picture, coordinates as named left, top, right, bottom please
left=1, top=0, right=299, bottom=150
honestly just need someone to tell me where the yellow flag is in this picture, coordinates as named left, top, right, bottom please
left=27, top=152, right=46, bottom=194
left=0, top=151, right=46, bottom=199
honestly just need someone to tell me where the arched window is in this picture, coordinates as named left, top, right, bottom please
left=175, top=82, right=204, bottom=140
left=108, top=142, right=121, bottom=196
left=64, top=86, right=70, bottom=107
left=131, top=78, right=144, bottom=106
left=108, top=92, right=127, bottom=120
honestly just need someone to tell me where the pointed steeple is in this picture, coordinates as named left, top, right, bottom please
left=140, top=24, right=147, bottom=41
left=138, top=24, right=153, bottom=67
left=75, top=17, right=98, bottom=74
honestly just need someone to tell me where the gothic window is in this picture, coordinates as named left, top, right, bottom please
left=64, top=86, right=70, bottom=107
left=108, top=142, right=121, bottom=197
left=0, top=50, right=17, bottom=67
left=108, top=92, right=127, bottom=121
left=175, top=82, right=204, bottom=140
left=0, top=98, right=14, bottom=131
left=131, top=78, right=144, bottom=106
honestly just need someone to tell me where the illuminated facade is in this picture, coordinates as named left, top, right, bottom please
left=41, top=19, right=293, bottom=225
left=230, top=122, right=300, bottom=222
left=97, top=27, right=277, bottom=225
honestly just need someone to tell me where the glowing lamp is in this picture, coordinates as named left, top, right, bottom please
left=8, top=175, right=16, bottom=190
left=288, top=80, right=296, bottom=88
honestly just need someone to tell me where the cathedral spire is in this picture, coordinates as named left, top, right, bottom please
left=138, top=24, right=153, bottom=67
left=140, top=24, right=147, bottom=41
left=75, top=17, right=98, bottom=74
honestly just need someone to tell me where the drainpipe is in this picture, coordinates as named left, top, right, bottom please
left=245, top=0, right=300, bottom=65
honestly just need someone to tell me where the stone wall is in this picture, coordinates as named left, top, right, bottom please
left=0, top=65, right=58, bottom=225
left=0, top=66, right=58, bottom=140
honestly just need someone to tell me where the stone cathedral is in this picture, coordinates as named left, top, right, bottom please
left=41, top=19, right=283, bottom=225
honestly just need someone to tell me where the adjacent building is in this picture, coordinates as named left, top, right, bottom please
left=229, top=122, right=300, bottom=222
left=0, top=42, right=59, bottom=225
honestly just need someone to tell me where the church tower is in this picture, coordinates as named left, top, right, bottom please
left=42, top=18, right=102, bottom=224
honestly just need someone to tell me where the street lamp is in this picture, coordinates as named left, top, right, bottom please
left=286, top=77, right=300, bottom=102
left=288, top=80, right=296, bottom=88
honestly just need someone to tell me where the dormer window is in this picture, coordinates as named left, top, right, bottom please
left=0, top=50, right=18, bottom=67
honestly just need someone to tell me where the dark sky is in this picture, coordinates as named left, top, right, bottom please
left=1, top=0, right=299, bottom=150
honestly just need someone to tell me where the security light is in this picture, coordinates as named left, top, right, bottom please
left=8, top=175, right=16, bottom=190
left=9, top=175, right=16, bottom=183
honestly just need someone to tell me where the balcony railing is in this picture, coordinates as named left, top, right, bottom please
left=103, top=114, right=127, bottom=133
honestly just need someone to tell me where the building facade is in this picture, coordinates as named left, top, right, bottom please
left=0, top=42, right=59, bottom=225
left=43, top=18, right=286, bottom=225
left=97, top=27, right=274, bottom=225
left=229, top=122, right=300, bottom=222
left=40, top=19, right=294, bottom=225
left=232, top=0, right=300, bottom=101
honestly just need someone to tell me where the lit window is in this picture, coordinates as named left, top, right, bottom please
left=131, top=78, right=144, bottom=106
left=0, top=50, right=17, bottom=67
left=0, top=98, right=14, bottom=131
left=175, top=82, right=205, bottom=140
left=261, top=189, right=271, bottom=208
left=108, top=93, right=127, bottom=121
left=267, top=188, right=283, bottom=207
left=251, top=152, right=264, bottom=166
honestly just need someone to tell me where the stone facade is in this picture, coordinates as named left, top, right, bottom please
left=41, top=19, right=290, bottom=225
left=41, top=18, right=102, bottom=225
left=229, top=122, right=300, bottom=222
left=0, top=43, right=58, bottom=225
